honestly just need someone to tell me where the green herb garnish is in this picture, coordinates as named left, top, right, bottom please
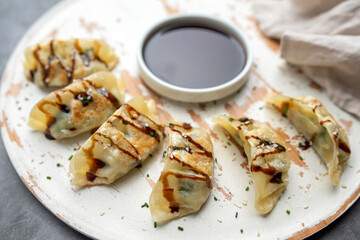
left=172, top=146, right=179, bottom=150
left=239, top=117, right=248, bottom=122
left=146, top=174, right=149, bottom=177
left=150, top=131, right=155, bottom=136
left=169, top=123, right=174, bottom=128
left=277, top=146, right=285, bottom=151
left=262, top=141, right=269, bottom=146
left=229, top=118, right=234, bottom=122
left=286, top=210, right=290, bottom=215
left=203, top=148, right=206, bottom=152
left=275, top=178, right=283, bottom=183
left=46, top=176, right=51, bottom=180
left=73, top=148, right=77, bottom=151
left=240, top=229, right=243, bottom=233
left=123, top=120, right=128, bottom=125
left=215, top=158, right=217, bottom=163
left=141, top=202, right=149, bottom=208
left=283, top=103, right=289, bottom=116
left=149, top=154, right=153, bottom=157
left=245, top=186, right=249, bottom=191
left=214, top=197, right=218, bottom=201
left=154, top=222, right=157, bottom=228
left=227, top=142, right=231, bottom=146
left=299, top=155, right=303, bottom=160
left=178, top=226, right=184, bottom=231
left=68, top=155, right=73, bottom=160
left=56, top=163, right=60, bottom=167
left=235, top=212, right=238, bottom=218
left=163, top=151, right=167, bottom=157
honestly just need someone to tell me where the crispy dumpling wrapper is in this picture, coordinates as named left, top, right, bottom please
left=266, top=93, right=351, bottom=186
left=150, top=122, right=214, bottom=222
left=213, top=115, right=291, bottom=215
left=28, top=71, right=125, bottom=140
left=69, top=96, right=164, bottom=187
left=24, top=39, right=118, bottom=87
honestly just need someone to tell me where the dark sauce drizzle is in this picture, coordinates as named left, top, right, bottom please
left=83, top=104, right=162, bottom=181
left=30, top=39, right=109, bottom=85
left=38, top=79, right=120, bottom=139
left=161, top=123, right=213, bottom=212
left=299, top=137, right=311, bottom=150
left=245, top=135, right=286, bottom=184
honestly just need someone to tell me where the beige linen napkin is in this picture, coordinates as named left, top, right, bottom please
left=253, top=0, right=360, bottom=117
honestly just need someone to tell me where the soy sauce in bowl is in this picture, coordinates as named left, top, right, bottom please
left=143, top=23, right=246, bottom=89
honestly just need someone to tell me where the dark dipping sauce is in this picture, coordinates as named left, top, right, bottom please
left=143, top=23, right=246, bottom=89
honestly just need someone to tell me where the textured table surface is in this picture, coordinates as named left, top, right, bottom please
left=0, top=0, right=359, bottom=239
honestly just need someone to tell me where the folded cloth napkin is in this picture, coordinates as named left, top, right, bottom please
left=253, top=0, right=360, bottom=117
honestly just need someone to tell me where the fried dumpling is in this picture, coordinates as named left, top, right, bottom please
left=213, top=115, right=291, bottom=214
left=266, top=93, right=351, bottom=186
left=149, top=122, right=214, bottom=222
left=24, top=39, right=118, bottom=87
left=69, top=96, right=164, bottom=187
left=28, top=71, right=125, bottom=140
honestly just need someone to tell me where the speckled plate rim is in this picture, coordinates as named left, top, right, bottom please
left=0, top=0, right=359, bottom=239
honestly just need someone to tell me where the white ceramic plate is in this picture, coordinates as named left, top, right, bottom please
left=1, top=0, right=359, bottom=239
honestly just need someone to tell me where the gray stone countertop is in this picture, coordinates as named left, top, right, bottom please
left=0, top=0, right=359, bottom=239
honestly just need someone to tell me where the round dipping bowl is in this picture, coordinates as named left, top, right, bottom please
left=137, top=14, right=253, bottom=103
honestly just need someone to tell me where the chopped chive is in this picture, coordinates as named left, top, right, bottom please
left=169, top=123, right=174, bottom=128
left=245, top=186, right=249, bottom=191
left=283, top=103, right=289, bottom=116
left=150, top=131, right=155, bottom=136
left=237, top=90, right=240, bottom=94
left=250, top=121, right=253, bottom=124
left=141, top=202, right=149, bottom=208
left=123, top=120, right=128, bottom=125
left=259, top=107, right=263, bottom=110
left=203, top=148, right=206, bottom=152
left=215, top=158, right=217, bottom=163
left=229, top=118, right=234, bottom=122
left=18, top=107, right=21, bottom=110
left=146, top=174, right=149, bottom=177
left=46, top=176, right=51, bottom=180
left=240, top=229, right=243, bottom=233
left=299, top=155, right=303, bottom=160
left=73, top=148, right=77, bottom=151
left=235, top=212, right=238, bottom=218
left=68, top=155, right=73, bottom=160
left=227, top=142, right=231, bottom=146
left=178, top=226, right=184, bottom=231
left=262, top=141, right=269, bottom=146
left=56, top=163, right=60, bottom=167
left=277, top=146, right=285, bottom=151
left=149, top=154, right=153, bottom=157
left=214, top=197, right=218, bottom=201
left=25, top=98, right=29, bottom=101
left=286, top=210, right=290, bottom=215
left=239, top=117, right=248, bottom=122
left=275, top=178, right=283, bottom=183
left=172, top=146, right=179, bottom=150
left=154, top=222, right=157, bottom=228
left=163, top=151, right=167, bottom=157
